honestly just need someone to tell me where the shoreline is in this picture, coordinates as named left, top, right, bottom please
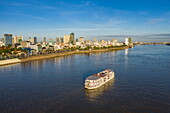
left=0, top=46, right=129, bottom=66
left=133, top=42, right=170, bottom=45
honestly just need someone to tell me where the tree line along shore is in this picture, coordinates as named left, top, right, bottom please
left=0, top=46, right=129, bottom=66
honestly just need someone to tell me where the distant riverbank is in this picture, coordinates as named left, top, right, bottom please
left=133, top=42, right=170, bottom=45
left=0, top=46, right=129, bottom=66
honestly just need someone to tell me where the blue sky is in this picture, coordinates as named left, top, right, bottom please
left=0, top=0, right=170, bottom=41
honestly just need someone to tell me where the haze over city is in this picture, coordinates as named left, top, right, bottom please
left=0, top=0, right=170, bottom=42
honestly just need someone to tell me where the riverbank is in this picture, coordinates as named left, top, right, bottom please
left=133, top=42, right=170, bottom=45
left=0, top=46, right=129, bottom=66
left=0, top=58, right=21, bottom=66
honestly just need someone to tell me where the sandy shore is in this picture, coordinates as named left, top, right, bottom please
left=0, top=46, right=129, bottom=66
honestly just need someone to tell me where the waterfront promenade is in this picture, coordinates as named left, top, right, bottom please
left=0, top=46, right=129, bottom=66
left=0, top=58, right=21, bottom=66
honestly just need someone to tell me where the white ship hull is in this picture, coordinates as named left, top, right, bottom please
left=85, top=69, right=115, bottom=90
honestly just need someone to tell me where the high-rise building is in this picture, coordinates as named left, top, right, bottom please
left=125, top=38, right=129, bottom=45
left=13, top=36, right=23, bottom=44
left=128, top=37, right=132, bottom=45
left=34, top=37, right=37, bottom=44
left=4, top=34, right=12, bottom=46
left=63, top=35, right=70, bottom=44
left=44, top=37, right=46, bottom=42
left=70, top=33, right=74, bottom=44
left=56, top=37, right=59, bottom=43
left=125, top=37, right=133, bottom=46
left=76, top=38, right=79, bottom=42
left=29, top=37, right=37, bottom=44
left=60, top=37, right=63, bottom=43
left=79, top=37, right=84, bottom=43
left=12, top=38, right=14, bottom=45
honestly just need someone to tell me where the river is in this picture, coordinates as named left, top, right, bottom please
left=0, top=45, right=170, bottom=113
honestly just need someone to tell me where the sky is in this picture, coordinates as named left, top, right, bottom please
left=0, top=0, right=170, bottom=42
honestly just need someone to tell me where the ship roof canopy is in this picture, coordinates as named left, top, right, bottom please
left=87, top=76, right=100, bottom=80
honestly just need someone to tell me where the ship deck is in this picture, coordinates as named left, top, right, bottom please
left=86, top=69, right=112, bottom=80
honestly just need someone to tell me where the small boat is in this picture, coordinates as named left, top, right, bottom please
left=85, top=69, right=115, bottom=89
left=166, top=44, right=170, bottom=46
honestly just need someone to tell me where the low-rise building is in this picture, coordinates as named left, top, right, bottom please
left=20, top=41, right=31, bottom=48
left=30, top=44, right=42, bottom=52
left=0, top=41, right=5, bottom=47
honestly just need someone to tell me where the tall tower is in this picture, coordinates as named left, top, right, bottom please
left=13, top=36, right=23, bottom=44
left=125, top=38, right=129, bottom=45
left=60, top=37, right=63, bottom=43
left=56, top=37, right=59, bottom=43
left=4, top=34, right=12, bottom=46
left=63, top=35, right=70, bottom=44
left=29, top=37, right=37, bottom=44
left=34, top=37, right=37, bottom=44
left=128, top=37, right=132, bottom=45
left=44, top=37, right=46, bottom=42
left=70, top=33, right=74, bottom=44
left=76, top=38, right=78, bottom=42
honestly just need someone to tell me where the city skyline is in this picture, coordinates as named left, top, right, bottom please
left=0, top=0, right=170, bottom=42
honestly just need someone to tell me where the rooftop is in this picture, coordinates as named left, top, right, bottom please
left=87, top=69, right=113, bottom=80
left=87, top=76, right=100, bottom=80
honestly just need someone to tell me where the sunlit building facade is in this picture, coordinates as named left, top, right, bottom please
left=64, top=35, right=70, bottom=44
left=4, top=34, right=12, bottom=46
left=79, top=37, right=84, bottom=43
left=13, top=36, right=23, bottom=44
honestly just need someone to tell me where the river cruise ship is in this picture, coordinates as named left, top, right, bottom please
left=85, top=69, right=115, bottom=89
